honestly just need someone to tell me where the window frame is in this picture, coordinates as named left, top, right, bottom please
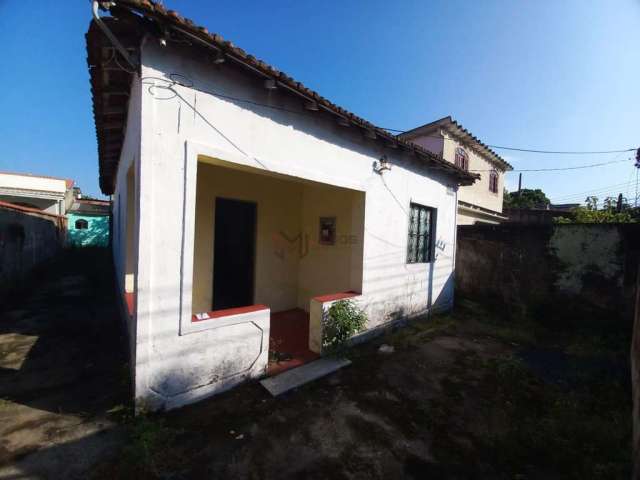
left=489, top=169, right=499, bottom=193
left=406, top=203, right=436, bottom=264
left=455, top=147, right=469, bottom=171
left=75, top=218, right=89, bottom=230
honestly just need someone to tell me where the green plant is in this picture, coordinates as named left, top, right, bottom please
left=323, top=300, right=367, bottom=354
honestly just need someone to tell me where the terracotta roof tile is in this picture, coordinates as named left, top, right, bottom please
left=87, top=0, right=478, bottom=194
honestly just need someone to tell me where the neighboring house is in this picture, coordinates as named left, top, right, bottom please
left=86, top=0, right=477, bottom=410
left=399, top=117, right=513, bottom=225
left=67, top=199, right=111, bottom=247
left=0, top=171, right=75, bottom=216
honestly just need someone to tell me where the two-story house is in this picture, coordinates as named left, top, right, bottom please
left=400, top=117, right=513, bottom=225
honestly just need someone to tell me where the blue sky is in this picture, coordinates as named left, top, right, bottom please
left=0, top=1, right=638, bottom=203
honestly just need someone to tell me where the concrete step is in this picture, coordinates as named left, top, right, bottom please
left=260, top=357, right=351, bottom=396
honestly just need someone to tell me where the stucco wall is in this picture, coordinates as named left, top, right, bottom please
left=191, top=160, right=364, bottom=315
left=456, top=224, right=640, bottom=323
left=192, top=161, right=302, bottom=314
left=297, top=183, right=364, bottom=310
left=112, top=41, right=460, bottom=410
left=111, top=75, right=142, bottom=376
left=0, top=206, right=65, bottom=294
left=442, top=136, right=503, bottom=213
left=67, top=213, right=109, bottom=247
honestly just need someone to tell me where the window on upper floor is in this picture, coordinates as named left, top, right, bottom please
left=455, top=147, right=469, bottom=171
left=489, top=170, right=499, bottom=193
left=407, top=203, right=435, bottom=264
left=75, top=219, right=89, bottom=230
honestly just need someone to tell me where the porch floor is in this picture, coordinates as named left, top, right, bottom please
left=268, top=308, right=318, bottom=376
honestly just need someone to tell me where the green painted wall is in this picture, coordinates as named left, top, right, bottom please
left=67, top=213, right=109, bottom=247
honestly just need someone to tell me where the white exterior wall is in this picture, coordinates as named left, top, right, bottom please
left=0, top=173, right=67, bottom=194
left=111, top=75, right=142, bottom=376
left=0, top=173, right=70, bottom=215
left=113, top=41, right=460, bottom=410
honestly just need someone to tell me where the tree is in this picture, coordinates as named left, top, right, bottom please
left=503, top=188, right=551, bottom=209
left=554, top=194, right=637, bottom=224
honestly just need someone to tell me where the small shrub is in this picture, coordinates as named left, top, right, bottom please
left=323, top=300, right=367, bottom=354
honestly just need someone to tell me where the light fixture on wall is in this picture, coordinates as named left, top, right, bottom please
left=264, top=78, right=277, bottom=90
left=373, top=155, right=391, bottom=174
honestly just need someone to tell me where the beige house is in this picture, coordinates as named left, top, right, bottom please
left=400, top=117, right=513, bottom=224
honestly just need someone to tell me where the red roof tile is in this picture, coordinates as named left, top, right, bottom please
left=87, top=0, right=479, bottom=194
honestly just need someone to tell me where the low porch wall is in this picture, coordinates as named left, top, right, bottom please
left=140, top=305, right=270, bottom=411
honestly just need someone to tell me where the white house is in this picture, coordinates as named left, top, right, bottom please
left=400, top=117, right=513, bottom=225
left=86, top=0, right=477, bottom=411
left=0, top=171, right=74, bottom=216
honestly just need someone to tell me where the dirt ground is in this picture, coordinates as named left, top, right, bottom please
left=0, top=249, right=632, bottom=479
left=0, top=249, right=128, bottom=479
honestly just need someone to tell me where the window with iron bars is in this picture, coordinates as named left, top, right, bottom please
left=407, top=203, right=435, bottom=263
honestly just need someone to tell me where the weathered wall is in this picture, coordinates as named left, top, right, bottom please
left=0, top=204, right=65, bottom=293
left=114, top=41, right=460, bottom=411
left=456, top=224, right=640, bottom=324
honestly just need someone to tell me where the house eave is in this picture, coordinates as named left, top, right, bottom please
left=399, top=116, right=513, bottom=172
left=86, top=1, right=478, bottom=195
left=457, top=200, right=508, bottom=221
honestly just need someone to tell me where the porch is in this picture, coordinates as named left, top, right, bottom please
left=188, top=157, right=366, bottom=375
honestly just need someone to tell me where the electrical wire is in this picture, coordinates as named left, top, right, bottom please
left=550, top=180, right=637, bottom=202
left=470, top=156, right=631, bottom=173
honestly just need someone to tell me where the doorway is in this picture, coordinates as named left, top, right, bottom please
left=212, top=197, right=257, bottom=310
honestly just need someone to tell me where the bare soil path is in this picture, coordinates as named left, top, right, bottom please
left=0, top=249, right=127, bottom=479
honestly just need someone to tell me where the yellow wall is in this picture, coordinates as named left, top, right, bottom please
left=297, top=184, right=365, bottom=310
left=192, top=160, right=365, bottom=314
left=192, top=162, right=302, bottom=313
left=442, top=137, right=504, bottom=213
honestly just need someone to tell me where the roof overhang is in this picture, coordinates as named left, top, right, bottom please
left=86, top=1, right=478, bottom=195
left=458, top=200, right=508, bottom=221
left=399, top=116, right=513, bottom=172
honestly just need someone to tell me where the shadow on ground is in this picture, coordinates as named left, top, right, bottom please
left=0, top=254, right=632, bottom=479
left=0, top=248, right=128, bottom=478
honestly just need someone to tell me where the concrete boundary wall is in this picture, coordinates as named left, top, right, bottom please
left=456, top=224, right=640, bottom=324
left=0, top=201, right=67, bottom=293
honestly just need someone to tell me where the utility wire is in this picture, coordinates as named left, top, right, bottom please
left=470, top=156, right=631, bottom=173
left=550, top=177, right=637, bottom=201
left=112, top=60, right=637, bottom=160
left=381, top=127, right=635, bottom=155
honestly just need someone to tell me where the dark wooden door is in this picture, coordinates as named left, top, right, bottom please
left=212, top=197, right=257, bottom=310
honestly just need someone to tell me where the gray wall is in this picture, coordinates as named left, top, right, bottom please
left=0, top=206, right=66, bottom=292
left=456, top=224, right=640, bottom=325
